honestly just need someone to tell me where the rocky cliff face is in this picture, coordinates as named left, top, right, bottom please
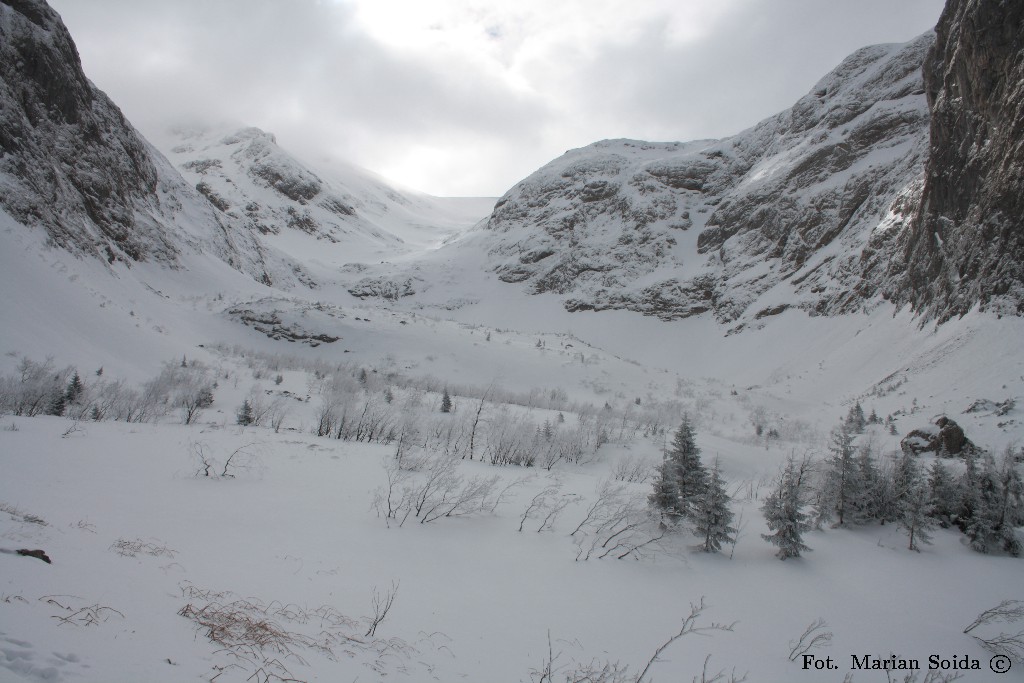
left=481, top=0, right=1024, bottom=326
left=0, top=0, right=310, bottom=286
left=895, top=0, right=1024, bottom=320
left=481, top=34, right=934, bottom=326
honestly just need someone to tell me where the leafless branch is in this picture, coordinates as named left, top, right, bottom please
left=788, top=618, right=833, bottom=661
left=635, top=597, right=739, bottom=683
left=963, top=599, right=1024, bottom=634
left=365, top=581, right=399, bottom=637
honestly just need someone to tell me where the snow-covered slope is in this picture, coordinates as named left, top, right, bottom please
left=458, top=34, right=933, bottom=327
left=0, top=0, right=316, bottom=290
left=165, top=126, right=494, bottom=274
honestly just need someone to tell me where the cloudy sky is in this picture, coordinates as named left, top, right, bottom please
left=50, top=0, right=945, bottom=197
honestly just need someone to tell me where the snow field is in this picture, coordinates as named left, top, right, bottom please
left=2, top=371, right=1021, bottom=682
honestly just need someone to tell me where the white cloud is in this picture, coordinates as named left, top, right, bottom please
left=49, top=0, right=944, bottom=196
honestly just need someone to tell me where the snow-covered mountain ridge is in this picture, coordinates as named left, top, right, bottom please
left=0, top=0, right=491, bottom=294
left=0, top=0, right=318, bottom=289
left=467, top=34, right=934, bottom=327
left=462, top=7, right=1023, bottom=328
left=166, top=126, right=492, bottom=269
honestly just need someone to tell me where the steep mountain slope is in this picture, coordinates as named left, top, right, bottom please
left=0, top=0, right=311, bottom=288
left=472, top=34, right=933, bottom=326
left=896, top=0, right=1024, bottom=320
left=165, top=126, right=492, bottom=272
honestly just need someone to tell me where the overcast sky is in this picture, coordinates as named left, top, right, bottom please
left=49, top=0, right=945, bottom=197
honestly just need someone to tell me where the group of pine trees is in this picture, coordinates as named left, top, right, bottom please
left=815, top=423, right=1023, bottom=555
left=650, top=414, right=1024, bottom=561
left=649, top=417, right=737, bottom=553
left=764, top=423, right=1024, bottom=559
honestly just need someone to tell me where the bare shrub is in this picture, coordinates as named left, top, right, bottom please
left=373, top=453, right=502, bottom=527
left=178, top=583, right=419, bottom=682
left=530, top=597, right=742, bottom=683
left=413, top=456, right=500, bottom=524
left=0, top=501, right=47, bottom=526
left=788, top=618, right=832, bottom=662
left=372, top=456, right=414, bottom=527
left=963, top=599, right=1024, bottom=662
left=571, top=481, right=662, bottom=561
left=192, top=441, right=263, bottom=479
left=61, top=419, right=84, bottom=438
left=612, top=455, right=653, bottom=484
left=268, top=397, right=290, bottom=433
left=635, top=598, right=741, bottom=682
left=110, top=538, right=177, bottom=558
left=519, top=482, right=574, bottom=533
left=364, top=581, right=399, bottom=637
left=485, top=408, right=536, bottom=466
left=880, top=668, right=964, bottom=682
left=0, top=357, right=74, bottom=417
left=41, top=595, right=124, bottom=627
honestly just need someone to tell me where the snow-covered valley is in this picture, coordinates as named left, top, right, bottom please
left=3, top=183, right=1023, bottom=681
left=2, top=0, right=1023, bottom=681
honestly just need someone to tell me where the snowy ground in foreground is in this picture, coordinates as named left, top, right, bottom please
left=1, top=405, right=1021, bottom=682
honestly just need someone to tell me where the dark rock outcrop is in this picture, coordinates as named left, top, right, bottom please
left=16, top=548, right=51, bottom=564
left=900, top=416, right=975, bottom=456
left=0, top=0, right=312, bottom=287
left=0, top=0, right=174, bottom=262
left=894, top=0, right=1024, bottom=320
left=348, top=276, right=418, bottom=301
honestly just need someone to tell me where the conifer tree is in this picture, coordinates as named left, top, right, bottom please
left=542, top=419, right=554, bottom=441
left=849, top=445, right=880, bottom=523
left=45, top=389, right=66, bottom=416
left=819, top=425, right=860, bottom=527
left=958, top=450, right=981, bottom=533
left=901, top=478, right=935, bottom=552
left=965, top=454, right=1002, bottom=553
left=440, top=387, right=453, bottom=413
left=994, top=448, right=1024, bottom=556
left=649, top=458, right=682, bottom=521
left=671, top=417, right=707, bottom=518
left=969, top=448, right=1024, bottom=556
left=845, top=402, right=866, bottom=433
left=873, top=454, right=901, bottom=525
left=649, top=416, right=707, bottom=521
left=65, top=372, right=83, bottom=404
left=692, top=461, right=736, bottom=552
left=236, top=399, right=254, bottom=426
left=927, top=459, right=959, bottom=527
left=762, top=455, right=812, bottom=560
left=890, top=450, right=921, bottom=519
